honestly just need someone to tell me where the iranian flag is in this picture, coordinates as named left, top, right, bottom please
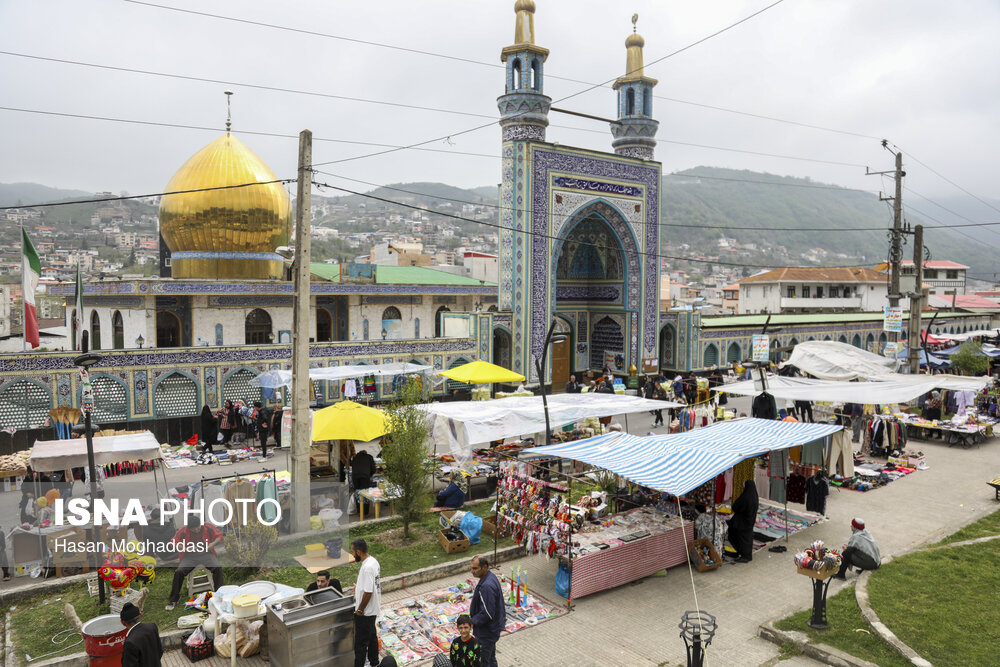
left=21, top=228, right=40, bottom=349
left=74, top=263, right=84, bottom=350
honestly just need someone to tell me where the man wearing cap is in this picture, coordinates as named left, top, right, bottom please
left=120, top=603, right=163, bottom=667
left=834, top=518, right=881, bottom=579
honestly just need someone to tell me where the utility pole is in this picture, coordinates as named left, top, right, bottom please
left=290, top=130, right=312, bottom=534
left=907, top=224, right=924, bottom=374
left=868, top=145, right=905, bottom=345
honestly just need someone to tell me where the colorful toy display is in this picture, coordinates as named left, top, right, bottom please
left=794, top=540, right=842, bottom=573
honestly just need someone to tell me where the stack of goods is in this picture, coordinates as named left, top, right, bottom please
left=0, top=451, right=29, bottom=477
left=794, top=540, right=842, bottom=575
left=833, top=458, right=916, bottom=492
left=378, top=578, right=564, bottom=665
left=571, top=507, right=683, bottom=556
left=496, top=460, right=575, bottom=558
left=748, top=502, right=825, bottom=548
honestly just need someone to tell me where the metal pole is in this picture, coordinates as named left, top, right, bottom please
left=889, top=151, right=904, bottom=345
left=908, top=224, right=924, bottom=374
left=290, top=130, right=313, bottom=534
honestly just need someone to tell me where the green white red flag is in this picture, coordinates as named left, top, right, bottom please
left=21, top=228, right=41, bottom=349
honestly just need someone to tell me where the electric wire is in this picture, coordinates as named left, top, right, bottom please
left=123, top=0, right=880, bottom=141
left=312, top=180, right=872, bottom=270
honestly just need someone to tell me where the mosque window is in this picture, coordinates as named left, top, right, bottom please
left=91, top=311, right=102, bottom=350
left=435, top=306, right=451, bottom=337
left=156, top=311, right=181, bottom=348
left=512, top=58, right=522, bottom=89
left=703, top=344, right=719, bottom=368
left=642, top=88, right=651, bottom=116
left=363, top=319, right=369, bottom=340
left=316, top=309, right=333, bottom=342
left=88, top=375, right=128, bottom=424
left=0, top=380, right=51, bottom=430
left=223, top=368, right=261, bottom=407
left=590, top=316, right=624, bottom=370
left=153, top=372, right=198, bottom=417
left=112, top=311, right=124, bottom=349
left=245, top=308, right=273, bottom=344
left=626, top=88, right=635, bottom=116
left=445, top=358, right=471, bottom=394
left=531, top=58, right=540, bottom=90
left=414, top=318, right=420, bottom=338
left=726, top=342, right=741, bottom=364
left=382, top=306, right=402, bottom=321
left=852, top=334, right=862, bottom=349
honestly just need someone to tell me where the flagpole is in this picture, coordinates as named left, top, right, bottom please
left=20, top=220, right=26, bottom=353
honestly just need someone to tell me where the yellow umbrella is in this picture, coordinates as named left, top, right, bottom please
left=438, top=359, right=525, bottom=384
left=312, top=400, right=389, bottom=442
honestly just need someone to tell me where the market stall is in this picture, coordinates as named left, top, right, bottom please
left=516, top=419, right=842, bottom=599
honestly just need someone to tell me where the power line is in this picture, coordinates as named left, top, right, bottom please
left=312, top=180, right=874, bottom=270
left=0, top=50, right=864, bottom=168
left=123, top=0, right=880, bottom=142
left=310, top=0, right=790, bottom=167
left=0, top=179, right=294, bottom=211
left=896, top=145, right=1000, bottom=217
left=315, top=170, right=894, bottom=232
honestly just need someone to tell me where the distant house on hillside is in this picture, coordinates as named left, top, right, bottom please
left=738, top=267, right=893, bottom=314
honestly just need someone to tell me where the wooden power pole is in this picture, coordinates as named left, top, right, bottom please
left=290, top=130, right=312, bottom=533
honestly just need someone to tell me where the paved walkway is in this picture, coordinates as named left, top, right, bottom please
left=375, top=408, right=1000, bottom=666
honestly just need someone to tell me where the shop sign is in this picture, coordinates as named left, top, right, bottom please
left=751, top=335, right=770, bottom=362
left=883, top=342, right=900, bottom=357
left=883, top=307, right=903, bottom=332
left=79, top=369, right=94, bottom=413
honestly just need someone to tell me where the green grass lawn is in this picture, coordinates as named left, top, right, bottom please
left=866, top=540, right=1000, bottom=667
left=774, top=585, right=911, bottom=667
left=4, top=504, right=511, bottom=664
left=931, top=507, right=1000, bottom=546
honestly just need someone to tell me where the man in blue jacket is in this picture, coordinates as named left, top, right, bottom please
left=468, top=555, right=505, bottom=667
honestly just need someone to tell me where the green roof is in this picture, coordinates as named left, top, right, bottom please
left=700, top=311, right=983, bottom=328
left=310, top=262, right=494, bottom=287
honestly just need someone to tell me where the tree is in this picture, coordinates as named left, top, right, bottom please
left=383, top=377, right=431, bottom=538
left=949, top=341, right=989, bottom=376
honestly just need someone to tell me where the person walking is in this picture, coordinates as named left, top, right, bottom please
left=469, top=555, right=505, bottom=667
left=165, top=517, right=224, bottom=611
left=834, top=517, right=881, bottom=579
left=651, top=381, right=667, bottom=427
left=254, top=401, right=272, bottom=456
left=215, top=400, right=237, bottom=444
left=120, top=602, right=163, bottom=667
left=351, top=538, right=381, bottom=667
left=850, top=402, right=865, bottom=443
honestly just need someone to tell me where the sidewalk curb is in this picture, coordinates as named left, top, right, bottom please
left=757, top=621, right=879, bottom=667
left=855, top=563, right=933, bottom=667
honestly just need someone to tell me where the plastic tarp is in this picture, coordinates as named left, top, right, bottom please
left=421, top=393, right=684, bottom=458
left=934, top=345, right=1000, bottom=358
left=523, top=419, right=842, bottom=496
left=896, top=348, right=949, bottom=368
left=780, top=340, right=899, bottom=380
left=935, top=329, right=1000, bottom=342
left=251, top=362, right=432, bottom=388
left=721, top=374, right=990, bottom=402
left=29, top=430, right=162, bottom=472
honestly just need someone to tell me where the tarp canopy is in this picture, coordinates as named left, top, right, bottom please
left=721, top=373, right=990, bottom=402
left=896, top=347, right=949, bottom=368
left=421, top=393, right=684, bottom=458
left=934, top=344, right=1000, bottom=358
left=780, top=340, right=899, bottom=380
left=934, top=328, right=1000, bottom=342
left=251, top=362, right=432, bottom=388
left=524, top=419, right=842, bottom=496
left=29, top=431, right=162, bottom=472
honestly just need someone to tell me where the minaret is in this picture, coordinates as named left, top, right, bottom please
left=497, top=0, right=551, bottom=142
left=611, top=15, right=659, bottom=159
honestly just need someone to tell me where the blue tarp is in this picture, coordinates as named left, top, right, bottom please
left=896, top=347, right=949, bottom=368
left=523, top=418, right=842, bottom=496
left=935, top=345, right=1000, bottom=358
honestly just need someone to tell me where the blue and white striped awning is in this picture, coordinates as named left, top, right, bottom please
left=523, top=418, right=842, bottom=496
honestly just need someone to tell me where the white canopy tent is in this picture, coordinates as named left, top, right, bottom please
left=29, top=431, right=162, bottom=472
left=250, top=362, right=432, bottom=389
left=421, top=393, right=684, bottom=459
left=779, top=340, right=899, bottom=380
left=934, top=328, right=1000, bottom=342
left=721, top=373, right=990, bottom=403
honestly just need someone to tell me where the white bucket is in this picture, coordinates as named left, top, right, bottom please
left=318, top=508, right=342, bottom=530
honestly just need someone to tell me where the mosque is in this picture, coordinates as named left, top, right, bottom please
left=0, top=1, right=985, bottom=446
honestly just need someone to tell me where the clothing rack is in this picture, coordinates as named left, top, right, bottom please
left=193, top=468, right=276, bottom=503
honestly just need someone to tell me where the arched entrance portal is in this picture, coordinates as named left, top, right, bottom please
left=493, top=328, right=512, bottom=370
left=156, top=311, right=181, bottom=348
left=552, top=203, right=635, bottom=374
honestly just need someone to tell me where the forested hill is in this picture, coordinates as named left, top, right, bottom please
left=660, top=167, right=1000, bottom=276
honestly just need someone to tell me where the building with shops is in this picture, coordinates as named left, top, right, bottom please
left=737, top=267, right=891, bottom=314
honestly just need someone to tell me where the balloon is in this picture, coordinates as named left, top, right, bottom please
left=44, top=489, right=61, bottom=505
left=36, top=497, right=47, bottom=508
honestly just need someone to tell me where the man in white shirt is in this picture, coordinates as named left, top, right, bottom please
left=351, top=538, right=381, bottom=667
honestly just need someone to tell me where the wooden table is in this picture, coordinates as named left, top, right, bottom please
left=358, top=489, right=398, bottom=520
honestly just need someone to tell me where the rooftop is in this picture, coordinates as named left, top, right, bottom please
left=309, top=262, right=495, bottom=286
left=700, top=310, right=987, bottom=327
left=739, top=267, right=887, bottom=284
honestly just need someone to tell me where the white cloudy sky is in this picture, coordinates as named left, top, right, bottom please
left=2, top=0, right=999, bottom=212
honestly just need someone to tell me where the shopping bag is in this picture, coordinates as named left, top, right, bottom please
left=554, top=561, right=570, bottom=598
left=458, top=512, right=483, bottom=545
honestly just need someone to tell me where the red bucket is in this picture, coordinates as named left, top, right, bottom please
left=81, top=614, right=127, bottom=667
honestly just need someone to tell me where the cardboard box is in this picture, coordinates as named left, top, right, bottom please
left=887, top=456, right=908, bottom=468
left=438, top=528, right=470, bottom=554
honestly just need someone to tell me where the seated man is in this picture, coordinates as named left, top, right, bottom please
left=834, top=517, right=881, bottom=579
left=435, top=472, right=466, bottom=509
left=165, top=516, right=224, bottom=611
left=305, top=569, right=343, bottom=594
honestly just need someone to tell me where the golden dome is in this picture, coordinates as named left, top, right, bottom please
left=625, top=33, right=644, bottom=48
left=159, top=133, right=291, bottom=280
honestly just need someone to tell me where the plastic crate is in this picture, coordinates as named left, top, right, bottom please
left=181, top=633, right=215, bottom=663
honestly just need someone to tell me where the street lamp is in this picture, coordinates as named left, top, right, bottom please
left=73, top=350, right=104, bottom=604
left=679, top=610, right=717, bottom=667
left=135, top=334, right=144, bottom=349
left=533, top=320, right=567, bottom=448
left=381, top=328, right=388, bottom=340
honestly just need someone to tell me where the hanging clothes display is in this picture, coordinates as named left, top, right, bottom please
left=826, top=429, right=855, bottom=478
left=731, top=458, right=755, bottom=503
left=496, top=460, right=575, bottom=558
left=752, top=392, right=778, bottom=419
left=754, top=463, right=770, bottom=502
left=363, top=376, right=377, bottom=396
left=805, top=474, right=830, bottom=514
left=343, top=379, right=358, bottom=398
left=768, top=450, right=788, bottom=504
